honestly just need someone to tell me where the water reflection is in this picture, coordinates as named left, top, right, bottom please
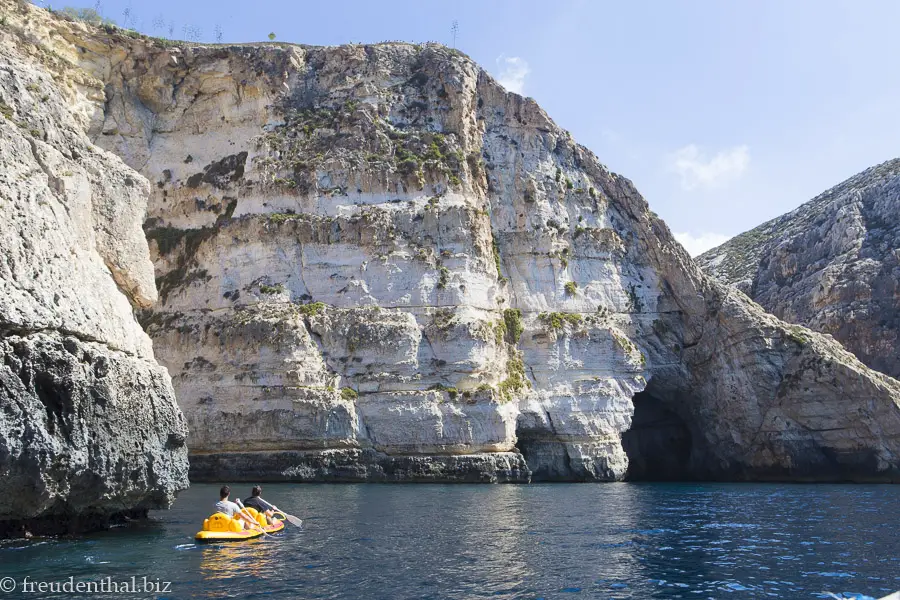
left=199, top=540, right=268, bottom=581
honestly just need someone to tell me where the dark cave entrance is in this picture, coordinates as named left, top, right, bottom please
left=515, top=428, right=574, bottom=482
left=622, top=390, right=693, bottom=481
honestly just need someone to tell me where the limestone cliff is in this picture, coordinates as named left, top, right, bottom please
left=12, top=1, right=900, bottom=483
left=698, top=159, right=900, bottom=381
left=0, top=1, right=188, bottom=534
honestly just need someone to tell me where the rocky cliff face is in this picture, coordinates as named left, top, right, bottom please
left=12, top=1, right=900, bottom=483
left=697, top=159, right=900, bottom=381
left=0, top=1, right=188, bottom=535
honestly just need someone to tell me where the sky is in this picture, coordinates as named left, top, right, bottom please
left=44, top=0, right=900, bottom=255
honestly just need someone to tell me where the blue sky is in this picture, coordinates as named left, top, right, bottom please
left=46, top=0, right=900, bottom=254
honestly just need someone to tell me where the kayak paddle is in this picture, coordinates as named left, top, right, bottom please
left=235, top=499, right=272, bottom=537
left=271, top=509, right=302, bottom=528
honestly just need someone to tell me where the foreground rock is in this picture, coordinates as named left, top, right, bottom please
left=0, top=2, right=188, bottom=535
left=11, top=1, right=900, bottom=483
left=698, top=159, right=900, bottom=380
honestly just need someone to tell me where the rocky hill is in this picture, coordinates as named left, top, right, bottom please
left=3, top=0, right=900, bottom=488
left=0, top=1, right=188, bottom=535
left=698, top=159, right=900, bottom=380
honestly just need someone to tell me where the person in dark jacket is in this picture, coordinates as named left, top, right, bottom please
left=243, top=486, right=276, bottom=523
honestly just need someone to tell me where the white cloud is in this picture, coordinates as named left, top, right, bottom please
left=674, top=231, right=732, bottom=257
left=668, top=144, right=750, bottom=190
left=495, top=56, right=530, bottom=95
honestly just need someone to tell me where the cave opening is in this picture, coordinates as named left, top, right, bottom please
left=622, top=389, right=693, bottom=481
left=515, top=427, right=572, bottom=482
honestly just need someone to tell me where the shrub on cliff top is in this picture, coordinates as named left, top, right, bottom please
left=58, top=7, right=114, bottom=26
left=341, top=387, right=358, bottom=400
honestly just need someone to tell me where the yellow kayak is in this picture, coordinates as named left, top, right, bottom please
left=195, top=507, right=285, bottom=542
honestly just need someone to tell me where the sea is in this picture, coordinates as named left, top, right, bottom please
left=1, top=483, right=898, bottom=599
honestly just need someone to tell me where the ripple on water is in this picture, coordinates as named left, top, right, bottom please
left=702, top=522, right=759, bottom=529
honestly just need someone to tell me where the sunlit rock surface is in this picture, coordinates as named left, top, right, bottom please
left=698, top=159, right=900, bottom=381
left=10, top=0, right=900, bottom=483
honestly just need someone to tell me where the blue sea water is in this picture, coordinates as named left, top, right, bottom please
left=0, top=483, right=898, bottom=599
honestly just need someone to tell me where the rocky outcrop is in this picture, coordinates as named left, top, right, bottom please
left=10, top=1, right=900, bottom=483
left=697, top=159, right=900, bottom=381
left=0, top=1, right=188, bottom=535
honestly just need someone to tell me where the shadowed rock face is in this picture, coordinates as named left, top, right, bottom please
left=697, top=159, right=900, bottom=382
left=8, top=0, right=900, bottom=484
left=0, top=1, right=188, bottom=535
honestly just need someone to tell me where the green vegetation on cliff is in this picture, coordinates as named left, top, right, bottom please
left=502, top=309, right=523, bottom=344
left=539, top=311, right=583, bottom=330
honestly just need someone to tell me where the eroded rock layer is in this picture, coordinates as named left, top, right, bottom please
left=12, top=1, right=900, bottom=482
left=698, top=159, right=900, bottom=381
left=0, top=1, right=188, bottom=534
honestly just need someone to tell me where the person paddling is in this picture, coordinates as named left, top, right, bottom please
left=241, top=486, right=305, bottom=528
left=243, top=486, right=277, bottom=524
left=215, top=485, right=259, bottom=529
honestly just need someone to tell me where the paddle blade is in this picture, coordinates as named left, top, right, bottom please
left=284, top=514, right=303, bottom=527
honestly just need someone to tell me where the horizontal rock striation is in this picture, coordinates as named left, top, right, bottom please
left=697, top=159, right=900, bottom=381
left=0, top=1, right=188, bottom=535
left=16, top=1, right=900, bottom=482
left=190, top=450, right=530, bottom=483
